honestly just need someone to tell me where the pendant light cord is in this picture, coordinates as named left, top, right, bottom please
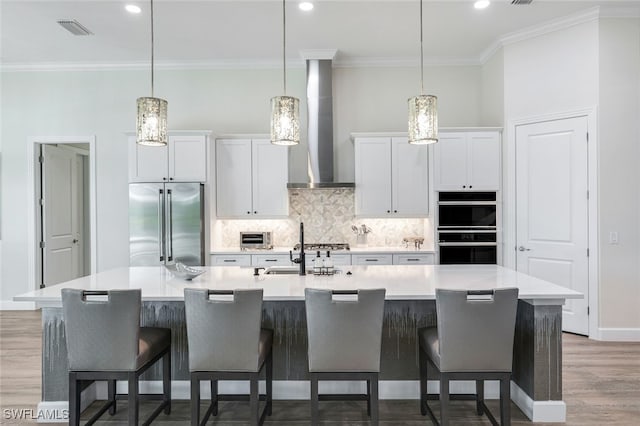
left=420, top=0, right=424, bottom=95
left=282, top=0, right=287, bottom=95
left=151, top=0, right=155, bottom=97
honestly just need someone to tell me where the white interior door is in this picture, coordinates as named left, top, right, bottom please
left=42, top=145, right=83, bottom=286
left=516, top=116, right=589, bottom=335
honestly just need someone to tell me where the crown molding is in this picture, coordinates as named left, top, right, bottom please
left=4, top=6, right=637, bottom=73
left=499, top=7, right=601, bottom=48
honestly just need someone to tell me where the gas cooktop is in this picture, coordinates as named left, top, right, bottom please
left=293, top=243, right=350, bottom=251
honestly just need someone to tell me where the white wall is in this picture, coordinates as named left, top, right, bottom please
left=597, top=18, right=640, bottom=329
left=503, top=18, right=640, bottom=332
left=480, top=49, right=504, bottom=126
left=0, top=65, right=479, bottom=302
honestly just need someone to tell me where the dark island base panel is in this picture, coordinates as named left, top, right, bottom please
left=41, top=300, right=562, bottom=403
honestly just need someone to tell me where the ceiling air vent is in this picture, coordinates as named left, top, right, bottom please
left=57, top=19, right=93, bottom=36
left=511, top=0, right=533, bottom=4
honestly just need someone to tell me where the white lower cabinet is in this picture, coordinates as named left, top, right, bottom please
left=210, top=254, right=251, bottom=267
left=351, top=254, right=393, bottom=265
left=251, top=254, right=292, bottom=267
left=392, top=253, right=435, bottom=265
left=305, top=254, right=351, bottom=268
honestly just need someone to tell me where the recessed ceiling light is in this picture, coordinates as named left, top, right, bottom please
left=474, top=0, right=490, bottom=9
left=299, top=2, right=314, bottom=12
left=125, top=4, right=142, bottom=14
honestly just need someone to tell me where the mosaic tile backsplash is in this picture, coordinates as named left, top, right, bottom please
left=213, top=189, right=434, bottom=249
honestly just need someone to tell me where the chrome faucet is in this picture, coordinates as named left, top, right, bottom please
left=289, top=222, right=306, bottom=275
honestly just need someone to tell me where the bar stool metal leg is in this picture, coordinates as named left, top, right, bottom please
left=163, top=351, right=171, bottom=415
left=108, top=380, right=117, bottom=415
left=500, top=376, right=511, bottom=426
left=210, top=379, right=219, bottom=416
left=310, top=373, right=319, bottom=426
left=440, top=374, right=450, bottom=426
left=419, top=346, right=428, bottom=416
left=190, top=375, right=200, bottom=426
left=127, top=372, right=138, bottom=425
left=250, top=376, right=259, bottom=426
left=266, top=352, right=273, bottom=416
left=68, top=373, right=80, bottom=426
left=476, top=379, right=484, bottom=415
left=370, top=373, right=379, bottom=426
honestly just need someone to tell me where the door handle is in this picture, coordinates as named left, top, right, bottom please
left=159, top=189, right=165, bottom=262
left=518, top=246, right=531, bottom=251
left=167, top=189, right=173, bottom=262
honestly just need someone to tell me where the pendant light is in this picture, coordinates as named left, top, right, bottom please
left=408, top=0, right=438, bottom=144
left=136, top=0, right=168, bottom=146
left=271, top=0, right=300, bottom=145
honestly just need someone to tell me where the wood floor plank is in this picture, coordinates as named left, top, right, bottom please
left=1, top=310, right=639, bottom=424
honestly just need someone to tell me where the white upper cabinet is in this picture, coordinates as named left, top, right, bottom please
left=216, top=138, right=289, bottom=218
left=129, top=133, right=208, bottom=182
left=354, top=136, right=429, bottom=217
left=433, top=130, right=501, bottom=191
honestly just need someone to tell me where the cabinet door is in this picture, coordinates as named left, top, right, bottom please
left=252, top=254, right=292, bottom=267
left=467, top=132, right=501, bottom=191
left=169, top=135, right=207, bottom=182
left=128, top=136, right=169, bottom=182
left=252, top=139, right=289, bottom=217
left=216, top=139, right=253, bottom=218
left=354, top=138, right=392, bottom=216
left=351, top=254, right=393, bottom=265
left=210, top=254, right=251, bottom=267
left=433, top=132, right=468, bottom=191
left=391, top=137, right=429, bottom=216
left=393, top=253, right=435, bottom=265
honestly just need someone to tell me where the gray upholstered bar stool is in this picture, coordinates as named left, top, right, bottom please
left=61, top=289, right=171, bottom=426
left=305, top=288, right=386, bottom=426
left=184, top=288, right=273, bottom=426
left=419, top=288, right=519, bottom=426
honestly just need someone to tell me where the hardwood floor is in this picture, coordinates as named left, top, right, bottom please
left=1, top=310, right=639, bottom=425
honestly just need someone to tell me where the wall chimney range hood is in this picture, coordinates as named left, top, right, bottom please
left=287, top=50, right=354, bottom=189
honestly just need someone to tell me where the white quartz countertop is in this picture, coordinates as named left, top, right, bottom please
left=211, top=247, right=436, bottom=255
left=14, top=265, right=582, bottom=304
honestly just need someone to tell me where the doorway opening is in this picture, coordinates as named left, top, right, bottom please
left=27, top=137, right=97, bottom=292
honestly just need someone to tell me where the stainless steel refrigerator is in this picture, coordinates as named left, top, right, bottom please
left=129, top=182, right=205, bottom=266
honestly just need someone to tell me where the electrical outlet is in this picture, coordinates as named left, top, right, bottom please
left=609, top=231, right=619, bottom=245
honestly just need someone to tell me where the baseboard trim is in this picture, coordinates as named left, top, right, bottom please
left=511, top=382, right=566, bottom=422
left=38, top=380, right=568, bottom=423
left=0, top=300, right=36, bottom=310
left=595, top=327, right=640, bottom=342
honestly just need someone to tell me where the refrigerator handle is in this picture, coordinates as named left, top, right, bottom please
left=159, top=189, right=165, bottom=262
left=167, top=189, right=173, bottom=261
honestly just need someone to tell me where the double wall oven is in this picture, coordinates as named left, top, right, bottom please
left=437, top=192, right=498, bottom=264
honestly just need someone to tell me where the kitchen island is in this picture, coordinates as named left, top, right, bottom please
left=15, top=265, right=581, bottom=422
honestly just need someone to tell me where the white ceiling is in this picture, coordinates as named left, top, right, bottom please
left=1, top=0, right=639, bottom=70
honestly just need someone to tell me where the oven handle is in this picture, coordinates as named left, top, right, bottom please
left=438, top=242, right=498, bottom=247
left=438, top=228, right=497, bottom=233
left=438, top=201, right=497, bottom=205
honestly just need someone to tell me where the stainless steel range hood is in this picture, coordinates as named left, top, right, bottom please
left=287, top=52, right=354, bottom=189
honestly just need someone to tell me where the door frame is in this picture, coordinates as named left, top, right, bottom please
left=505, top=107, right=599, bottom=339
left=27, top=136, right=97, bottom=292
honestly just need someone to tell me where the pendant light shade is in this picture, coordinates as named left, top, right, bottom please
left=408, top=0, right=438, bottom=145
left=271, top=0, right=300, bottom=145
left=408, top=94, right=438, bottom=144
left=136, top=0, right=168, bottom=146
left=271, top=95, right=300, bottom=146
left=136, top=97, right=168, bottom=146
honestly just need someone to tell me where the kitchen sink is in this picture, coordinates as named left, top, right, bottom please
left=263, top=266, right=305, bottom=275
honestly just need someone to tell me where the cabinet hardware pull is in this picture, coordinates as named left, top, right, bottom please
left=407, top=258, right=420, bottom=261
left=247, top=211, right=251, bottom=214
left=387, top=210, right=390, bottom=213
left=264, top=259, right=277, bottom=262
left=223, top=259, right=236, bottom=262
left=365, top=259, right=379, bottom=262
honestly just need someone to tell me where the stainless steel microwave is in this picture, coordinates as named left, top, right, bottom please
left=240, top=232, right=273, bottom=250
